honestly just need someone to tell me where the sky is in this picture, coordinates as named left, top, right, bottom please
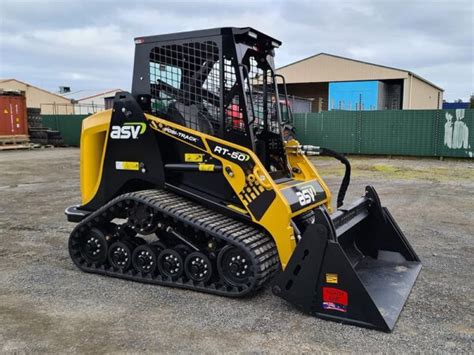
left=0, top=0, right=472, bottom=101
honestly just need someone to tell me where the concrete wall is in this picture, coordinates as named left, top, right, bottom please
left=0, top=80, right=72, bottom=114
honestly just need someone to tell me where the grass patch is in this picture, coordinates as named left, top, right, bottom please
left=312, top=159, right=474, bottom=183
left=370, top=164, right=399, bottom=173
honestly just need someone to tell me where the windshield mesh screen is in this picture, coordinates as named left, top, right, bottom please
left=149, top=41, right=221, bottom=135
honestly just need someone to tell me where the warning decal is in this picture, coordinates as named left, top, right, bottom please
left=185, top=153, right=204, bottom=162
left=198, top=163, right=215, bottom=171
left=322, top=287, right=348, bottom=313
left=325, top=273, right=338, bottom=284
left=115, top=161, right=140, bottom=171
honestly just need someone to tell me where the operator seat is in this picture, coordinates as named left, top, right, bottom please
left=166, top=102, right=214, bottom=135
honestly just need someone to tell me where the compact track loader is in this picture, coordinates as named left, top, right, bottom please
left=66, top=27, right=421, bottom=332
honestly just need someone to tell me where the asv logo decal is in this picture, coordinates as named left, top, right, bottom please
left=296, top=185, right=317, bottom=206
left=213, top=145, right=250, bottom=162
left=110, top=122, right=147, bottom=139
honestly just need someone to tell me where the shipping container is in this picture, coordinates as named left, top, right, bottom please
left=0, top=92, right=28, bottom=137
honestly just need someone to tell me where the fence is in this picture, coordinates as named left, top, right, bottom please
left=293, top=109, right=473, bottom=158
left=40, top=103, right=106, bottom=115
left=41, top=115, right=89, bottom=146
left=41, top=109, right=474, bottom=157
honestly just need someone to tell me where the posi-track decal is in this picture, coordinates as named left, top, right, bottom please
left=149, top=121, right=205, bottom=150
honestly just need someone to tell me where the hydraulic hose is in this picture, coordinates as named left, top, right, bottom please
left=319, top=148, right=351, bottom=208
left=301, top=145, right=351, bottom=208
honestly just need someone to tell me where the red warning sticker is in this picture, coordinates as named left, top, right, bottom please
left=322, top=287, right=348, bottom=306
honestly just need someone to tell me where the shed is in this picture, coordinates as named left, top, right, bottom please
left=0, top=79, right=72, bottom=114
left=276, top=53, right=444, bottom=111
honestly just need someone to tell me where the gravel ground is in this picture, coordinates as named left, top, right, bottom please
left=0, top=148, right=473, bottom=353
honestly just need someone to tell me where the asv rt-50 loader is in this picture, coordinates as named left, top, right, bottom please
left=66, top=27, right=421, bottom=332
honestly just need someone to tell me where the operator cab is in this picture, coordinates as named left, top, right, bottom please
left=131, top=27, right=292, bottom=179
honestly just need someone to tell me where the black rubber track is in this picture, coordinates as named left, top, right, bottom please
left=68, top=189, right=280, bottom=297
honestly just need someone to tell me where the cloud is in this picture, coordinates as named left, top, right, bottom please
left=0, top=0, right=472, bottom=100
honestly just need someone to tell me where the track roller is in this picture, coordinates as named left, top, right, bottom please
left=158, top=249, right=184, bottom=279
left=217, top=245, right=252, bottom=287
left=79, top=228, right=109, bottom=265
left=108, top=240, right=135, bottom=271
left=132, top=244, right=162, bottom=274
left=185, top=252, right=212, bottom=283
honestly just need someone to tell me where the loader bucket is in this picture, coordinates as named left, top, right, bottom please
left=272, top=186, right=421, bottom=332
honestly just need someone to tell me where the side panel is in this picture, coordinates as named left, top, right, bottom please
left=81, top=93, right=165, bottom=210
left=284, top=140, right=333, bottom=214
left=280, top=180, right=327, bottom=213
left=80, top=110, right=111, bottom=204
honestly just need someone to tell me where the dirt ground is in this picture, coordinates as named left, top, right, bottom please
left=0, top=148, right=473, bottom=353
